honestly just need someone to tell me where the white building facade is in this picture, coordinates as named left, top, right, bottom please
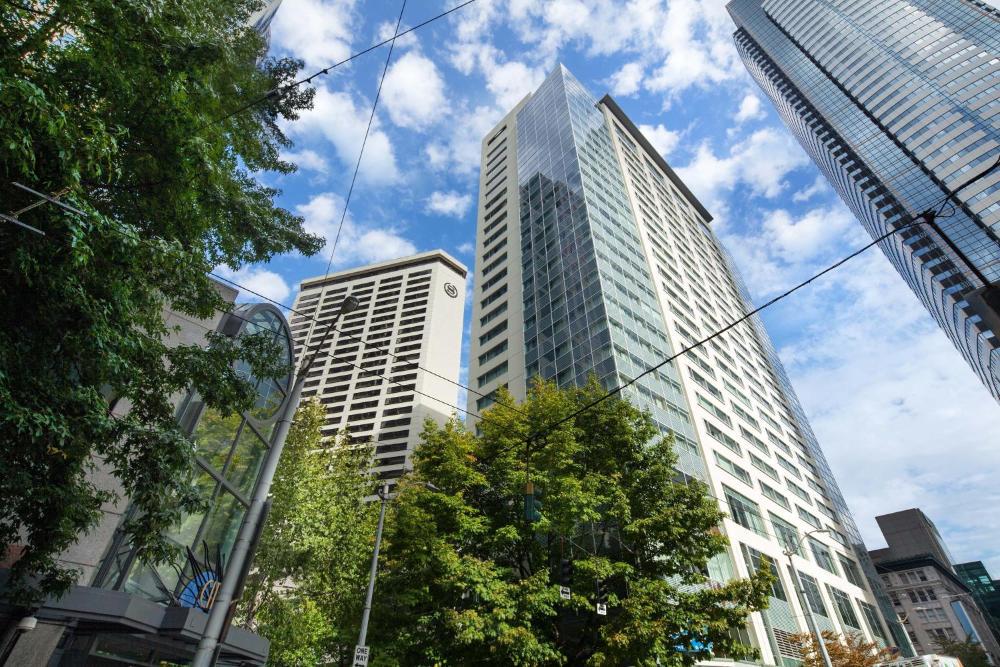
left=291, top=251, right=467, bottom=485
left=466, top=65, right=911, bottom=665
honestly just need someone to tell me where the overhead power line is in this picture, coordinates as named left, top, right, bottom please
left=171, top=302, right=481, bottom=424
left=481, top=149, right=999, bottom=464
left=208, top=270, right=504, bottom=405
left=211, top=0, right=482, bottom=127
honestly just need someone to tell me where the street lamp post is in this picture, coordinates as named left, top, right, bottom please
left=784, top=528, right=834, bottom=667
left=355, top=481, right=439, bottom=662
left=191, top=295, right=360, bottom=667
left=357, top=481, right=390, bottom=650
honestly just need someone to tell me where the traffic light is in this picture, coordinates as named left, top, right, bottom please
left=524, top=482, right=542, bottom=522
left=595, top=578, right=608, bottom=604
left=594, top=579, right=609, bottom=616
left=559, top=558, right=573, bottom=586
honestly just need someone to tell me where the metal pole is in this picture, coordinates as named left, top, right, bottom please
left=785, top=549, right=833, bottom=667
left=357, top=482, right=390, bottom=649
left=192, top=296, right=358, bottom=666
left=190, top=363, right=308, bottom=666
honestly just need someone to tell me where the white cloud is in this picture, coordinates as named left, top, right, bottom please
left=456, top=242, right=474, bottom=255
left=381, top=51, right=447, bottom=130
left=375, top=19, right=418, bottom=48
left=609, top=61, right=644, bottom=97
left=296, top=192, right=416, bottom=266
left=287, top=85, right=399, bottom=185
left=426, top=191, right=473, bottom=218
left=723, top=195, right=1000, bottom=572
left=722, top=203, right=861, bottom=296
left=734, top=93, right=765, bottom=123
left=270, top=0, right=355, bottom=71
left=643, top=0, right=746, bottom=101
left=478, top=51, right=547, bottom=110
left=676, top=128, right=810, bottom=205
left=281, top=148, right=330, bottom=175
left=424, top=143, right=450, bottom=170
left=637, top=123, right=680, bottom=158
left=423, top=104, right=505, bottom=175
left=793, top=175, right=832, bottom=202
left=772, top=253, right=1000, bottom=573
left=214, top=265, right=292, bottom=304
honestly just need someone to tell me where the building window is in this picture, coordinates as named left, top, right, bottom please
left=859, top=601, right=888, bottom=642
left=808, top=538, right=838, bottom=575
left=797, top=572, right=828, bottom=617
left=839, top=556, right=864, bottom=588
left=723, top=486, right=767, bottom=536
left=769, top=513, right=800, bottom=555
left=741, top=543, right=786, bottom=601
left=716, top=453, right=752, bottom=486
left=828, top=585, right=862, bottom=629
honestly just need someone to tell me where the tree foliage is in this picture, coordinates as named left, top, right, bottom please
left=934, top=636, right=991, bottom=667
left=236, top=401, right=378, bottom=665
left=793, top=630, right=897, bottom=667
left=371, top=380, right=773, bottom=666
left=0, top=0, right=322, bottom=604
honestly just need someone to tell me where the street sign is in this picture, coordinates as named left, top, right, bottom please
left=353, top=645, right=369, bottom=666
left=596, top=603, right=607, bottom=616
left=559, top=586, right=571, bottom=600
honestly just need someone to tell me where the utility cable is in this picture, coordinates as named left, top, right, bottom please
left=210, top=0, right=482, bottom=128
left=295, top=0, right=407, bottom=369
left=9, top=179, right=506, bottom=420
left=483, top=155, right=1000, bottom=463
left=172, top=303, right=481, bottom=423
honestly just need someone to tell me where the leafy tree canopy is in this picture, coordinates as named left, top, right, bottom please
left=794, top=630, right=897, bottom=667
left=934, top=636, right=991, bottom=667
left=1, top=0, right=322, bottom=604
left=236, top=401, right=379, bottom=666
left=370, top=380, right=773, bottom=666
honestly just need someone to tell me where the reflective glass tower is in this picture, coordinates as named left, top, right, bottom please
left=728, top=0, right=1000, bottom=401
left=467, top=65, right=912, bottom=664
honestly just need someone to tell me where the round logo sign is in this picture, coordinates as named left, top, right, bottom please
left=444, top=282, right=459, bottom=298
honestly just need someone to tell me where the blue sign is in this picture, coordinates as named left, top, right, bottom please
left=672, top=631, right=712, bottom=654
left=179, top=570, right=220, bottom=612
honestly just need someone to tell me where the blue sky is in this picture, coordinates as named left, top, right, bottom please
left=233, top=0, right=1000, bottom=573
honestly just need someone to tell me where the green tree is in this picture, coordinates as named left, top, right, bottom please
left=1, top=0, right=322, bottom=604
left=934, top=636, right=990, bottom=667
left=371, top=380, right=773, bottom=666
left=236, top=401, right=378, bottom=665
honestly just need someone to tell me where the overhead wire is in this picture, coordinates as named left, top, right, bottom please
left=166, top=302, right=481, bottom=424
left=209, top=0, right=482, bottom=128
left=481, top=153, right=999, bottom=464
left=207, top=271, right=505, bottom=404
left=7, top=181, right=504, bottom=426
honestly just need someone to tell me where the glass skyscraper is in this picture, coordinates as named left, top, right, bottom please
left=728, top=0, right=1000, bottom=401
left=467, top=65, right=912, bottom=665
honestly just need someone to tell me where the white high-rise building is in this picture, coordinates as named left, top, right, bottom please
left=466, top=65, right=912, bottom=663
left=291, top=251, right=467, bottom=485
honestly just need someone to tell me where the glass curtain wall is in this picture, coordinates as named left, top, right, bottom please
left=95, top=303, right=293, bottom=609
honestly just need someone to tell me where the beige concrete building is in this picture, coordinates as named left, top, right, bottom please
left=871, top=509, right=1000, bottom=663
left=290, top=251, right=467, bottom=485
left=466, top=65, right=911, bottom=664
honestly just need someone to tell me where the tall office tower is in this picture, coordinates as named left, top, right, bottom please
left=249, top=0, right=283, bottom=45
left=727, top=0, right=1000, bottom=401
left=466, top=65, right=912, bottom=664
left=290, top=251, right=467, bottom=486
left=955, top=561, right=1000, bottom=639
left=870, top=509, right=1000, bottom=660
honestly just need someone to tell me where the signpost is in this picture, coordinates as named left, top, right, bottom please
left=559, top=586, right=571, bottom=600
left=596, top=603, right=607, bottom=616
left=353, top=645, right=369, bottom=667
